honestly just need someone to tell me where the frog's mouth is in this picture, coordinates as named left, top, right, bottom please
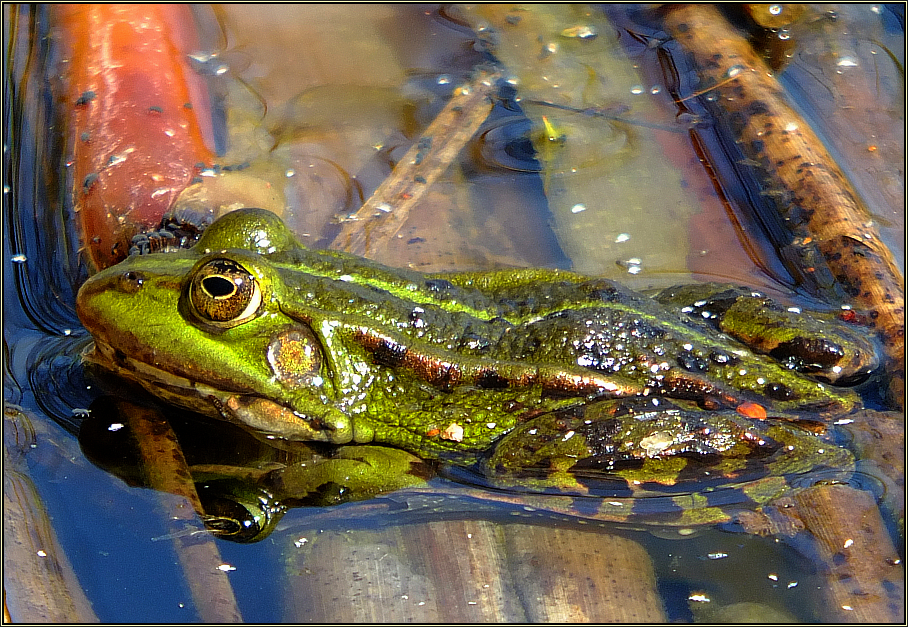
left=83, top=339, right=351, bottom=443
left=83, top=338, right=244, bottom=420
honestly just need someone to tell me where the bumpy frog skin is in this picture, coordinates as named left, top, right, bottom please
left=76, top=209, right=874, bottom=493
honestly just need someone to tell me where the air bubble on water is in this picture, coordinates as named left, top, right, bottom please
left=769, top=4, right=783, bottom=15
left=630, top=85, right=644, bottom=95
left=650, top=85, right=661, bottom=95
left=726, top=64, right=745, bottom=78
left=571, top=203, right=587, bottom=213
left=11, top=253, right=26, bottom=263
left=285, top=169, right=296, bottom=178
left=188, top=52, right=217, bottom=63
left=836, top=56, right=859, bottom=67
left=615, top=233, right=630, bottom=243
left=437, top=75, right=451, bottom=85
left=778, top=29, right=791, bottom=40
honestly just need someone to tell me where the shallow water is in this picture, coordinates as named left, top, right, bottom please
left=4, top=4, right=904, bottom=622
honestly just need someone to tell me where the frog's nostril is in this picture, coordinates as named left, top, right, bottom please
left=117, top=270, right=146, bottom=294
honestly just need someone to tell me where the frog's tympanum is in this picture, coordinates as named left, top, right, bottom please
left=76, top=209, right=877, bottom=537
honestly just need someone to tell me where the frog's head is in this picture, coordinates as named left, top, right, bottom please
left=76, top=209, right=363, bottom=443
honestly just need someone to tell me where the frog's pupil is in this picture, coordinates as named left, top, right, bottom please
left=204, top=275, right=237, bottom=298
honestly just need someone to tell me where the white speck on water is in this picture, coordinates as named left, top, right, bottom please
left=217, top=563, right=236, bottom=572
left=571, top=203, right=586, bottom=213
left=615, top=233, right=630, bottom=243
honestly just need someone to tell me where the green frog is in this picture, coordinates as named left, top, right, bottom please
left=76, top=208, right=876, bottom=530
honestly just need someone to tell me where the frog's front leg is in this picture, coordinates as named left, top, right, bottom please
left=196, top=446, right=433, bottom=542
left=655, top=283, right=880, bottom=385
left=264, top=445, right=433, bottom=505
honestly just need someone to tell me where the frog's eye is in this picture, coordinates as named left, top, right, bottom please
left=190, top=258, right=262, bottom=327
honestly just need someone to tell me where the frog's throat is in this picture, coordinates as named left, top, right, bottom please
left=82, top=341, right=351, bottom=443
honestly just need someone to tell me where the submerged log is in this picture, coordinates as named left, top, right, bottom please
left=793, top=484, right=904, bottom=622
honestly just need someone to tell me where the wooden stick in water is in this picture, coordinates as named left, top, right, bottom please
left=663, top=4, right=905, bottom=406
left=331, top=69, right=501, bottom=257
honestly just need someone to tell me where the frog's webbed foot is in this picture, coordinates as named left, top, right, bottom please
left=654, top=283, right=880, bottom=385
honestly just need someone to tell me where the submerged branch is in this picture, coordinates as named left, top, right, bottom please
left=330, top=69, right=501, bottom=257
left=663, top=4, right=905, bottom=406
left=125, top=402, right=243, bottom=623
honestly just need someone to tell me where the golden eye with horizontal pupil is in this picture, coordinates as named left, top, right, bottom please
left=190, top=259, right=262, bottom=326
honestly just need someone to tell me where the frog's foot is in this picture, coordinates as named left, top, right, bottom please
left=655, top=283, right=881, bottom=385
